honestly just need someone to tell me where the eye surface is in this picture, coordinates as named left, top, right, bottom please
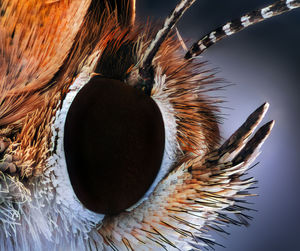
left=64, top=76, right=165, bottom=215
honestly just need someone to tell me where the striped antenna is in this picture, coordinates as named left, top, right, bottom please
left=142, top=0, right=195, bottom=67
left=137, top=0, right=195, bottom=95
left=185, top=0, right=300, bottom=59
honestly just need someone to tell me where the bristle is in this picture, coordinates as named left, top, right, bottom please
left=185, top=0, right=300, bottom=58
left=176, top=28, right=188, bottom=52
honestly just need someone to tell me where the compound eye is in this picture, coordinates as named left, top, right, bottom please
left=64, top=77, right=165, bottom=215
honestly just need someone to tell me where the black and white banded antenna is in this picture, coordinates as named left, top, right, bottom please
left=185, top=0, right=300, bottom=59
left=136, top=0, right=196, bottom=95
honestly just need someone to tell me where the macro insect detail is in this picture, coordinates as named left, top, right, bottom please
left=0, top=0, right=299, bottom=250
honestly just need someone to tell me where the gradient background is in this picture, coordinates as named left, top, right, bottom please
left=137, top=1, right=300, bottom=250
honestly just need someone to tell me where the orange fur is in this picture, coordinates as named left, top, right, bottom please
left=0, top=0, right=91, bottom=126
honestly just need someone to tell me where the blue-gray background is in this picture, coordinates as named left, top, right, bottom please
left=137, top=1, right=300, bottom=250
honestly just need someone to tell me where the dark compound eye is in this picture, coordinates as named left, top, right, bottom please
left=63, top=77, right=165, bottom=215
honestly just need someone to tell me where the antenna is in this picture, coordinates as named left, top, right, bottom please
left=185, top=0, right=300, bottom=59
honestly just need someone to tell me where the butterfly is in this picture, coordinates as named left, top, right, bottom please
left=0, top=0, right=299, bottom=250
